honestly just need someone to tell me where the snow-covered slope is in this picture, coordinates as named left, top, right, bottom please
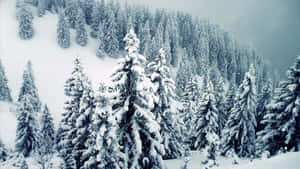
left=0, top=0, right=118, bottom=126
left=165, top=151, right=300, bottom=169
left=0, top=102, right=17, bottom=149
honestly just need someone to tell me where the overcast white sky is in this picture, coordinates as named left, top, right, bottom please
left=127, top=0, right=300, bottom=76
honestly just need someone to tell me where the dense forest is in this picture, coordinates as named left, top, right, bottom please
left=0, top=0, right=299, bottom=168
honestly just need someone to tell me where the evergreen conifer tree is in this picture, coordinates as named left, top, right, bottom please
left=103, top=7, right=119, bottom=57
left=221, top=65, right=257, bottom=157
left=0, top=58, right=12, bottom=102
left=17, top=4, right=34, bottom=40
left=96, top=23, right=106, bottom=58
left=257, top=56, right=300, bottom=155
left=147, top=48, right=183, bottom=159
left=57, top=57, right=87, bottom=169
left=57, top=10, right=70, bottom=48
left=15, top=94, right=39, bottom=157
left=75, top=9, right=88, bottom=46
left=111, top=29, right=165, bottom=169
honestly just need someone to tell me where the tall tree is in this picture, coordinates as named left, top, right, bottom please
left=36, top=104, right=55, bottom=169
left=64, top=0, right=78, bottom=29
left=73, top=80, right=95, bottom=169
left=147, top=48, right=183, bottom=159
left=96, top=23, right=106, bottom=58
left=75, top=8, right=88, bottom=46
left=15, top=94, right=39, bottom=157
left=57, top=57, right=87, bottom=169
left=221, top=64, right=257, bottom=157
left=111, top=29, right=165, bottom=169
left=57, top=10, right=70, bottom=48
left=257, top=56, right=300, bottom=155
left=17, top=4, right=34, bottom=40
left=0, top=58, right=12, bottom=102
left=103, top=7, right=119, bottom=57
left=18, top=61, right=41, bottom=115
left=193, top=81, right=219, bottom=166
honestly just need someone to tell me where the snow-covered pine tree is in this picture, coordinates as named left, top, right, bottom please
left=81, top=0, right=94, bottom=25
left=96, top=23, right=106, bottom=59
left=103, top=7, right=119, bottom=57
left=15, top=94, right=39, bottom=157
left=73, top=79, right=95, bottom=169
left=139, top=20, right=151, bottom=58
left=147, top=48, right=183, bottom=160
left=221, top=64, right=257, bottom=157
left=90, top=1, right=100, bottom=38
left=57, top=10, right=70, bottom=48
left=39, top=104, right=55, bottom=154
left=37, top=0, right=47, bottom=17
left=0, top=58, right=12, bottom=102
left=64, top=0, right=78, bottom=29
left=222, top=83, right=236, bottom=127
left=17, top=3, right=34, bottom=40
left=168, top=14, right=179, bottom=67
left=163, top=30, right=172, bottom=65
left=75, top=8, right=88, bottom=46
left=111, top=29, right=165, bottom=169
left=0, top=139, right=8, bottom=162
left=193, top=81, right=219, bottom=165
left=57, top=57, right=87, bottom=169
left=175, top=49, right=193, bottom=94
left=256, top=79, right=273, bottom=133
left=257, top=56, right=300, bottom=155
left=18, top=61, right=41, bottom=115
left=35, top=104, right=55, bottom=169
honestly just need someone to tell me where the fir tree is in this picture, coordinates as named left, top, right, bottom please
left=0, top=139, right=8, bottom=162
left=221, top=65, right=257, bottom=157
left=73, top=80, right=95, bottom=169
left=111, top=29, right=165, bottom=169
left=37, top=0, right=47, bottom=17
left=139, top=20, right=151, bottom=58
left=39, top=104, right=55, bottom=154
left=18, top=61, right=41, bottom=114
left=75, top=9, right=88, bottom=46
left=15, top=94, right=39, bottom=157
left=257, top=56, right=300, bottom=155
left=57, top=10, right=70, bottom=48
left=90, top=2, right=100, bottom=38
left=193, top=81, right=219, bottom=166
left=0, top=58, right=12, bottom=102
left=96, top=23, right=106, bottom=59
left=64, top=0, right=78, bottom=29
left=147, top=48, right=183, bottom=160
left=81, top=0, right=94, bottom=25
left=36, top=104, right=55, bottom=169
left=57, top=57, right=87, bottom=169
left=17, top=4, right=34, bottom=40
left=103, top=7, right=119, bottom=57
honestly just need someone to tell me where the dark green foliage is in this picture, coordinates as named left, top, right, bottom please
left=17, top=5, right=34, bottom=40
left=0, top=59, right=12, bottom=102
left=57, top=11, right=70, bottom=48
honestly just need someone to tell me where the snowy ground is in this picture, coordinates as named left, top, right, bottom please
left=165, top=151, right=300, bottom=169
left=0, top=0, right=118, bottom=127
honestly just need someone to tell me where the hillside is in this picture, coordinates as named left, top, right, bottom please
left=0, top=0, right=118, bottom=126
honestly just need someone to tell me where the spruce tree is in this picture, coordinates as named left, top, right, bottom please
left=64, top=0, right=78, bottom=29
left=96, top=23, right=106, bottom=58
left=111, top=29, right=165, bottom=169
left=39, top=104, right=55, bottom=154
left=147, top=48, right=183, bottom=160
left=221, top=65, right=257, bottom=157
left=0, top=58, right=12, bottom=102
left=18, top=61, right=41, bottom=115
left=103, top=7, right=119, bottom=57
left=257, top=56, right=300, bottom=155
left=17, top=4, right=34, bottom=40
left=15, top=94, right=39, bottom=157
left=57, top=10, right=70, bottom=48
left=193, top=81, right=219, bottom=166
left=81, top=0, right=94, bottom=25
left=90, top=2, right=100, bottom=38
left=75, top=9, right=88, bottom=46
left=139, top=20, right=151, bottom=58
left=57, top=57, right=87, bottom=169
left=0, top=139, right=8, bottom=162
left=36, top=104, right=55, bottom=169
left=73, top=80, right=95, bottom=169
